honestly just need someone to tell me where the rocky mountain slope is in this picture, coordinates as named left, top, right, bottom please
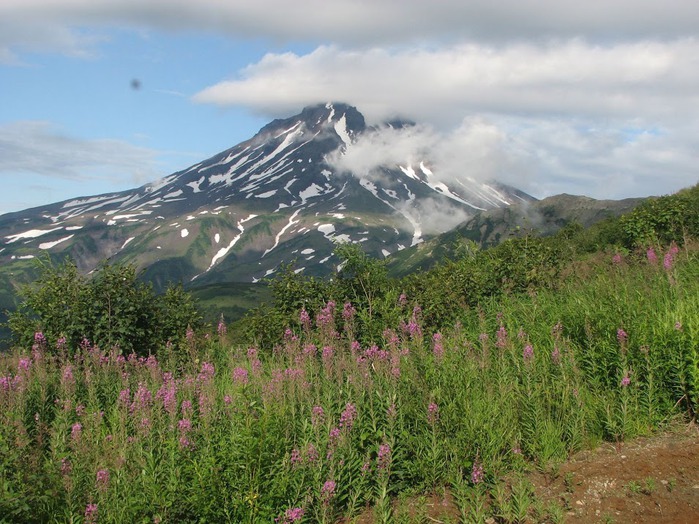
left=0, top=103, right=530, bottom=290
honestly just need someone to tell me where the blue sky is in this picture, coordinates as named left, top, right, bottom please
left=1, top=1, right=698, bottom=215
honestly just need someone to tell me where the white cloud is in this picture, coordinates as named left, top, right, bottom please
left=1, top=0, right=698, bottom=60
left=193, top=40, right=699, bottom=127
left=0, top=121, right=159, bottom=185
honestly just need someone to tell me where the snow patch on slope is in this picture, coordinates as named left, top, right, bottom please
left=39, top=234, right=74, bottom=250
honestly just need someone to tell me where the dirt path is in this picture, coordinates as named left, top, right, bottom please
left=531, top=425, right=699, bottom=523
left=349, top=424, right=699, bottom=523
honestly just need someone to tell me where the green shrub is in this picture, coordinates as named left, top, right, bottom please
left=6, top=258, right=201, bottom=355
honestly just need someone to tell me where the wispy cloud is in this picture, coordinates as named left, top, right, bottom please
left=0, top=121, right=160, bottom=185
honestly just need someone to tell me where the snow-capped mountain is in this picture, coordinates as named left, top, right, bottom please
left=0, top=103, right=533, bottom=290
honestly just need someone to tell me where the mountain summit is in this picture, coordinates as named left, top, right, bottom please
left=0, top=103, right=532, bottom=289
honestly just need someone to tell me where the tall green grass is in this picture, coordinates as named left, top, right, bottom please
left=1, top=246, right=697, bottom=522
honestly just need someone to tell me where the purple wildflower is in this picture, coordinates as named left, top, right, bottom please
left=377, top=443, right=392, bottom=471
left=471, top=459, right=484, bottom=484
left=71, top=422, right=82, bottom=442
left=217, top=315, right=227, bottom=337
left=311, top=405, right=325, bottom=426
left=427, top=402, right=439, bottom=425
left=178, top=418, right=192, bottom=433
left=621, top=374, right=631, bottom=387
left=60, top=457, right=72, bottom=476
left=85, top=503, right=98, bottom=524
left=523, top=344, right=534, bottom=362
left=290, top=448, right=302, bottom=467
left=306, top=442, right=319, bottom=464
left=433, top=332, right=444, bottom=360
left=198, top=362, right=215, bottom=383
left=617, top=328, right=628, bottom=345
left=339, top=403, right=358, bottom=431
left=495, top=326, right=508, bottom=349
left=232, top=367, right=249, bottom=385
left=277, top=507, right=305, bottom=524
left=96, top=469, right=110, bottom=492
left=321, top=480, right=336, bottom=501
left=551, top=346, right=561, bottom=365
left=342, top=301, right=356, bottom=321
left=299, top=308, right=311, bottom=329
left=612, top=253, right=622, bottom=265
left=647, top=247, right=658, bottom=265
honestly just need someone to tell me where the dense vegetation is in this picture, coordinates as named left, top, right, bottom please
left=0, top=184, right=697, bottom=523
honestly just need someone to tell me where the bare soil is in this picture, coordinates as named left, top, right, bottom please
left=531, top=424, right=699, bottom=523
left=349, top=424, right=699, bottom=523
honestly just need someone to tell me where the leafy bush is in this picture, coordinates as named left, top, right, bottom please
left=6, top=258, right=201, bottom=356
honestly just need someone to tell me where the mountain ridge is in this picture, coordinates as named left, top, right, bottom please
left=0, top=102, right=530, bottom=291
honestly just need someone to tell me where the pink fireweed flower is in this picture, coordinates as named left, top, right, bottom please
left=306, top=442, right=319, bottom=464
left=321, top=345, right=334, bottom=362
left=612, top=253, right=622, bottom=265
left=217, top=315, right=227, bottom=337
left=71, top=422, right=82, bottom=442
left=495, top=326, right=508, bottom=349
left=290, top=448, right=302, bottom=467
left=321, top=480, right=336, bottom=501
left=303, top=344, right=317, bottom=357
left=130, top=383, right=153, bottom=414
left=156, top=381, right=177, bottom=417
left=551, top=346, right=561, bottom=365
left=647, top=247, right=658, bottom=265
left=85, top=503, right=98, bottom=524
left=299, top=308, right=311, bottom=328
left=17, top=357, right=31, bottom=373
left=56, top=336, right=67, bottom=353
left=61, top=364, right=75, bottom=387
left=180, top=400, right=193, bottom=415
left=342, top=301, right=356, bottom=321
left=328, top=427, right=341, bottom=446
left=522, top=344, right=534, bottom=362
left=398, top=293, right=408, bottom=307
left=311, top=405, right=325, bottom=426
left=145, top=354, right=158, bottom=370
left=621, top=374, right=631, bottom=387
left=316, top=301, right=335, bottom=327
left=118, top=388, right=130, bottom=407
left=471, top=459, right=484, bottom=484
left=383, top=328, right=400, bottom=349
left=96, top=469, right=110, bottom=492
left=663, top=251, right=674, bottom=270
left=186, top=327, right=194, bottom=341
left=427, top=402, right=439, bottom=425
left=277, top=507, right=305, bottom=523
left=339, top=403, right=358, bottom=431
left=377, top=443, right=392, bottom=471
left=198, top=362, right=215, bottom=383
left=433, top=332, right=444, bottom=360
left=60, top=457, right=72, bottom=476
left=617, top=328, right=628, bottom=345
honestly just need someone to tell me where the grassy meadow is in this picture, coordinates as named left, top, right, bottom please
left=1, top=240, right=697, bottom=523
